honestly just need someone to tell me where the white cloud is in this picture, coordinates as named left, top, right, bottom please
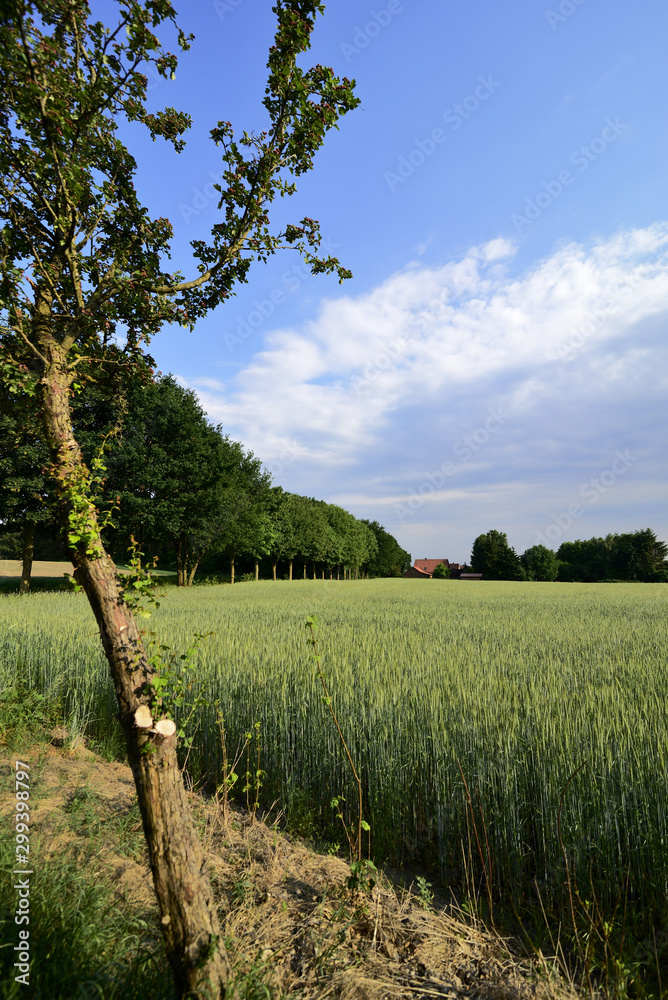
left=184, top=224, right=668, bottom=555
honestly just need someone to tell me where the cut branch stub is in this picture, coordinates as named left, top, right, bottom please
left=154, top=718, right=177, bottom=738
left=134, top=704, right=154, bottom=729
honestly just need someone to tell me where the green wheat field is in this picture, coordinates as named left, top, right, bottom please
left=2, top=578, right=667, bottom=956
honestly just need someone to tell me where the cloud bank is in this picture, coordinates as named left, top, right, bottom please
left=183, top=224, right=668, bottom=560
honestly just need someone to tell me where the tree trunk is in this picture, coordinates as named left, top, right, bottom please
left=254, top=558, right=259, bottom=581
left=272, top=561, right=277, bottom=581
left=337, top=566, right=340, bottom=581
left=187, top=557, right=202, bottom=587
left=312, top=563, right=316, bottom=581
left=289, top=559, right=293, bottom=581
left=230, top=554, right=235, bottom=585
left=175, top=537, right=185, bottom=588
left=36, top=309, right=232, bottom=999
left=303, top=561, right=307, bottom=580
left=329, top=567, right=333, bottom=580
left=321, top=568, right=325, bottom=580
left=19, top=522, right=35, bottom=594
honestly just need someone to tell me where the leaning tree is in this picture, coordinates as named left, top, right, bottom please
left=0, top=1, right=358, bottom=995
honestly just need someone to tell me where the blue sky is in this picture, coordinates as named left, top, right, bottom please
left=120, top=0, right=668, bottom=563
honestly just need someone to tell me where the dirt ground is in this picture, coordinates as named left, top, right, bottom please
left=0, top=734, right=582, bottom=999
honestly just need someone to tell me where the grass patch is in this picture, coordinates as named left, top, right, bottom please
left=0, top=829, right=173, bottom=1000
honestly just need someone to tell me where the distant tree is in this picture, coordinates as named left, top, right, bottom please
left=521, top=544, right=560, bottom=582
left=319, top=501, right=352, bottom=578
left=243, top=497, right=276, bottom=583
left=0, top=369, right=54, bottom=590
left=301, top=498, right=332, bottom=578
left=557, top=537, right=610, bottom=582
left=355, top=519, right=378, bottom=579
left=105, top=375, right=241, bottom=586
left=471, top=529, right=524, bottom=580
left=268, top=492, right=311, bottom=581
left=361, top=520, right=411, bottom=577
left=432, top=561, right=451, bottom=579
left=210, top=446, right=272, bottom=584
left=266, top=488, right=289, bottom=580
left=323, top=503, right=376, bottom=579
left=608, top=529, right=668, bottom=581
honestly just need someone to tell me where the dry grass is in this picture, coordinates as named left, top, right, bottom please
left=198, top=802, right=579, bottom=999
left=0, top=735, right=580, bottom=999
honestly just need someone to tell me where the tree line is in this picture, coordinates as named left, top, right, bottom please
left=0, top=370, right=411, bottom=587
left=470, top=528, right=668, bottom=583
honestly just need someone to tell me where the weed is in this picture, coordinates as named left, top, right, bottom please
left=415, top=875, right=435, bottom=912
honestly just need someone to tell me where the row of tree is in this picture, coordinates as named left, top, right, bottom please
left=470, top=529, right=668, bottom=582
left=0, top=371, right=411, bottom=586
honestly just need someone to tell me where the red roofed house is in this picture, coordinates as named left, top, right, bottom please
left=405, top=558, right=450, bottom=579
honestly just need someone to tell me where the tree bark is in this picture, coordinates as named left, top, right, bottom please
left=254, top=558, right=259, bottom=581
left=175, top=537, right=185, bottom=588
left=36, top=303, right=233, bottom=999
left=303, top=561, right=307, bottom=580
left=19, top=522, right=35, bottom=594
left=230, top=554, right=235, bottom=585
left=312, top=563, right=316, bottom=581
left=187, top=557, right=202, bottom=587
left=288, top=559, right=293, bottom=581
left=272, top=561, right=277, bottom=581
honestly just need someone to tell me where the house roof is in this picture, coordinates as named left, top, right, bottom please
left=404, top=566, right=431, bottom=578
left=412, top=559, right=449, bottom=575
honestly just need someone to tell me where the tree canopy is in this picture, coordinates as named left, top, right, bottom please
left=470, top=528, right=668, bottom=582
left=470, top=529, right=524, bottom=580
left=521, top=543, right=559, bottom=582
left=557, top=530, right=668, bottom=582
